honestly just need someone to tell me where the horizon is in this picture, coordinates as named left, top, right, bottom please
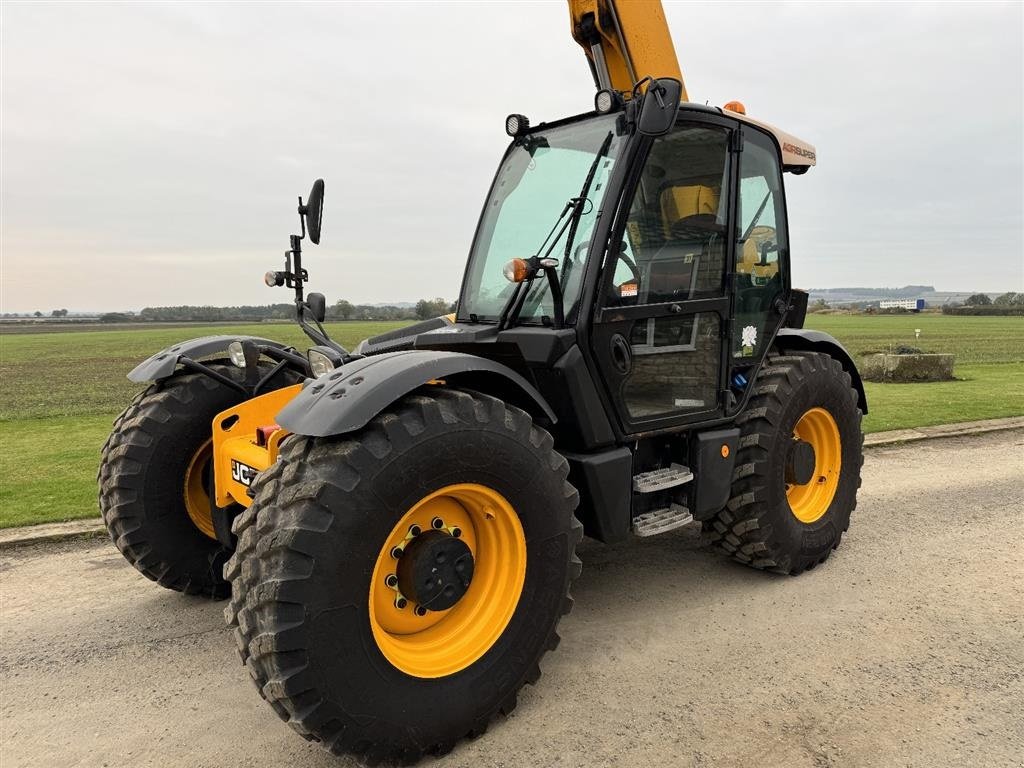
left=2, top=285, right=1015, bottom=317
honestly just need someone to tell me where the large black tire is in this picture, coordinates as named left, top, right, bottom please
left=98, top=364, right=295, bottom=598
left=704, top=351, right=863, bottom=575
left=224, top=388, right=581, bottom=764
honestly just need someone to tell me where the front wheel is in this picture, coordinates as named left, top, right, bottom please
left=224, top=388, right=581, bottom=763
left=704, top=351, right=863, bottom=575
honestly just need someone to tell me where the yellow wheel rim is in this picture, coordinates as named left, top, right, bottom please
left=369, top=484, right=527, bottom=678
left=183, top=438, right=217, bottom=540
left=787, top=408, right=842, bottom=524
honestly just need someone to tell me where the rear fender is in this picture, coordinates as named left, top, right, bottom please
left=276, top=350, right=557, bottom=437
left=774, top=329, right=868, bottom=414
left=127, top=335, right=302, bottom=383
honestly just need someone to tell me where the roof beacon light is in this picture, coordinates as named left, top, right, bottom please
left=723, top=100, right=746, bottom=115
left=505, top=113, right=530, bottom=137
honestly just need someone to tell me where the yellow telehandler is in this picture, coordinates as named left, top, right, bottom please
left=98, top=2, right=862, bottom=761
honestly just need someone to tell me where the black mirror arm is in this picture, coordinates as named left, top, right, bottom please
left=296, top=196, right=308, bottom=240
left=296, top=304, right=348, bottom=357
left=542, top=265, right=565, bottom=328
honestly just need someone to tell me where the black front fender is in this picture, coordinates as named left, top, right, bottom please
left=127, top=335, right=296, bottom=382
left=774, top=329, right=868, bottom=414
left=276, top=350, right=557, bottom=438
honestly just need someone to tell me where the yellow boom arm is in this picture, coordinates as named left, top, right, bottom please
left=567, top=0, right=686, bottom=98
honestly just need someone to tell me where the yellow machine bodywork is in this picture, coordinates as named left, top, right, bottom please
left=567, top=0, right=685, bottom=97
left=212, top=384, right=302, bottom=509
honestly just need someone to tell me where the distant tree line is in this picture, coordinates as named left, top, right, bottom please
left=942, top=292, right=1024, bottom=316
left=810, top=285, right=936, bottom=298
left=125, top=299, right=457, bottom=323
left=3, top=300, right=458, bottom=325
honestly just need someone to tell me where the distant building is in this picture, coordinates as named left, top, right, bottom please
left=879, top=298, right=926, bottom=311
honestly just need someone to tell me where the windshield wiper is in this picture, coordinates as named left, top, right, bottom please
left=563, top=130, right=614, bottom=265
left=497, top=131, right=615, bottom=331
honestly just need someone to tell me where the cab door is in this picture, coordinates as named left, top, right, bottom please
left=590, top=121, right=735, bottom=432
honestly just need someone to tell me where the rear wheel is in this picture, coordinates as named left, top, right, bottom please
left=98, top=364, right=295, bottom=597
left=224, top=388, right=581, bottom=763
left=704, top=351, right=863, bottom=575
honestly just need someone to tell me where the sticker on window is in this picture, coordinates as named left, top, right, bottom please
left=741, top=324, right=757, bottom=356
left=620, top=283, right=638, bottom=298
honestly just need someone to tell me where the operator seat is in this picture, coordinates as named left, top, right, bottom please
left=644, top=183, right=723, bottom=303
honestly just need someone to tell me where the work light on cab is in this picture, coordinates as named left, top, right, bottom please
left=594, top=89, right=622, bottom=113
left=505, top=113, right=530, bottom=137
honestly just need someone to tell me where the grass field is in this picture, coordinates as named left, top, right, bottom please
left=1, top=314, right=1022, bottom=527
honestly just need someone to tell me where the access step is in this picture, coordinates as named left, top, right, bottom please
left=632, top=504, right=694, bottom=537
left=632, top=463, right=694, bottom=493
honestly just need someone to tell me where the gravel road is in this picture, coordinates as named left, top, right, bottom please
left=2, top=430, right=1022, bottom=768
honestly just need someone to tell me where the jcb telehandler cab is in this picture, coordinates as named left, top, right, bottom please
left=98, top=2, right=864, bottom=762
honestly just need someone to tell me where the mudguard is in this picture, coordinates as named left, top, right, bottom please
left=774, top=329, right=868, bottom=413
left=127, top=335, right=294, bottom=382
left=276, top=350, right=557, bottom=438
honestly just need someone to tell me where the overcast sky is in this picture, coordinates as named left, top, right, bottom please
left=1, top=1, right=1021, bottom=313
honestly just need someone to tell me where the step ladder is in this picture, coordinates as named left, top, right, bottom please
left=632, top=463, right=693, bottom=493
left=632, top=503, right=694, bottom=537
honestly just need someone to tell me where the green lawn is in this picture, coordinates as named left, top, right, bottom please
left=0, top=321, right=408, bottom=527
left=803, top=314, right=1024, bottom=432
left=0, top=415, right=112, bottom=528
left=805, top=314, right=1024, bottom=364
left=1, top=314, right=1022, bottom=528
left=0, top=321, right=407, bottom=421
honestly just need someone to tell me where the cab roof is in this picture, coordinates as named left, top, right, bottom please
left=721, top=104, right=816, bottom=171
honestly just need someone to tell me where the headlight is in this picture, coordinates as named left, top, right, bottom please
left=227, top=341, right=247, bottom=368
left=307, top=348, right=336, bottom=378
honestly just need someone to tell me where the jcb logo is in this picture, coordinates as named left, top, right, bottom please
left=231, top=459, right=258, bottom=487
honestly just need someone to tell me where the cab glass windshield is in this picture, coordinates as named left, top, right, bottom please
left=459, top=115, right=625, bottom=323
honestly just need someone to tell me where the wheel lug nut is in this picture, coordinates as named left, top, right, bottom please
left=394, top=596, right=408, bottom=609
left=431, top=517, right=445, bottom=529
left=409, top=524, right=422, bottom=536
left=390, top=546, right=403, bottom=559
left=414, top=605, right=428, bottom=617
left=451, top=527, right=462, bottom=538
left=385, top=574, right=398, bottom=589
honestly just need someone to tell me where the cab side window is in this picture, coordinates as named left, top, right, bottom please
left=608, top=127, right=730, bottom=306
left=733, top=130, right=788, bottom=358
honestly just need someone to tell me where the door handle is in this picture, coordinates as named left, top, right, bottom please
left=610, top=334, right=632, bottom=375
